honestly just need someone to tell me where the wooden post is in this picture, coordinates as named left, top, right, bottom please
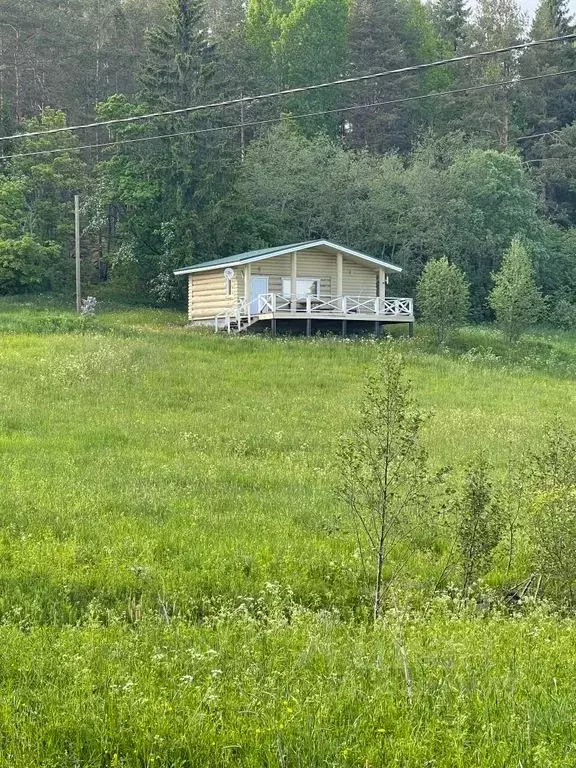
left=342, top=319, right=347, bottom=337
left=378, top=268, right=386, bottom=299
left=75, top=194, right=81, bottom=313
left=408, top=322, right=414, bottom=338
left=240, top=91, right=245, bottom=162
left=271, top=318, right=277, bottom=337
left=374, top=321, right=381, bottom=337
left=336, top=251, right=343, bottom=299
left=244, top=263, right=251, bottom=307
left=290, top=251, right=297, bottom=313
left=306, top=317, right=312, bottom=337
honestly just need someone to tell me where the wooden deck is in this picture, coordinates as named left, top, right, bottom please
left=215, top=295, right=414, bottom=334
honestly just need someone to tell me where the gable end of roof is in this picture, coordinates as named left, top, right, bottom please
left=174, top=240, right=402, bottom=275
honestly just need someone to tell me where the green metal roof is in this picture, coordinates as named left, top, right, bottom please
left=173, top=240, right=402, bottom=275
left=174, top=242, right=312, bottom=274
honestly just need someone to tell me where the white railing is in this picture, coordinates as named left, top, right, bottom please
left=215, top=295, right=413, bottom=331
left=252, top=294, right=413, bottom=317
left=379, top=297, right=414, bottom=317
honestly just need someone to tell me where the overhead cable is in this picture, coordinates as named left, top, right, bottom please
left=0, top=32, right=575, bottom=143
left=2, top=67, right=575, bottom=161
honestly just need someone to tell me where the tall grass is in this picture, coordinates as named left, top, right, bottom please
left=0, top=298, right=576, bottom=765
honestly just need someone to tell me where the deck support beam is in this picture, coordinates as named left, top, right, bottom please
left=408, top=322, right=414, bottom=338
left=341, top=319, right=347, bottom=337
left=374, top=321, right=381, bottom=337
left=271, top=318, right=277, bottom=337
left=306, top=318, right=312, bottom=337
left=291, top=251, right=298, bottom=313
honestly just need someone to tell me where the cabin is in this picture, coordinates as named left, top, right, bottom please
left=174, top=240, right=414, bottom=336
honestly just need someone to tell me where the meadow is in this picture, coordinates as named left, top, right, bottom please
left=2, top=297, right=576, bottom=766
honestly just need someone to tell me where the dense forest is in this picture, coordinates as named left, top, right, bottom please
left=1, top=0, right=576, bottom=319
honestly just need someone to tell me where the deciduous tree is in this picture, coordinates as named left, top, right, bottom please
left=337, top=344, right=428, bottom=621
left=416, top=256, right=470, bottom=342
left=489, top=236, right=545, bottom=340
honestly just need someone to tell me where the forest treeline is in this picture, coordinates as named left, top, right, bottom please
left=1, top=0, right=576, bottom=318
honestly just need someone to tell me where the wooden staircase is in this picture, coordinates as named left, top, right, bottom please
left=214, top=313, right=259, bottom=334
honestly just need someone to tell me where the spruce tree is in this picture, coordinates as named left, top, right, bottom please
left=140, top=0, right=214, bottom=109
left=430, top=0, right=470, bottom=50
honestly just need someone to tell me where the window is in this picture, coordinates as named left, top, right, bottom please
left=281, top=278, right=320, bottom=298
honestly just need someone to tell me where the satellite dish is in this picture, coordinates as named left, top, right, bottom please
left=224, top=267, right=235, bottom=281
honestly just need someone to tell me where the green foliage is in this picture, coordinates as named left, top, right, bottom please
left=551, top=296, right=576, bottom=330
left=234, top=123, right=408, bottom=253
left=338, top=343, right=428, bottom=620
left=489, top=237, right=546, bottom=341
left=92, top=1, right=231, bottom=302
left=532, top=489, right=576, bottom=604
left=456, top=458, right=503, bottom=594
left=430, top=0, right=469, bottom=49
left=0, top=113, right=83, bottom=295
left=140, top=0, right=214, bottom=109
left=416, top=257, right=470, bottom=342
left=246, top=0, right=349, bottom=130
left=526, top=422, right=576, bottom=603
left=0, top=235, right=61, bottom=294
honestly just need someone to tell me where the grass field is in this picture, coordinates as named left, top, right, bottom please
left=2, top=297, right=576, bottom=766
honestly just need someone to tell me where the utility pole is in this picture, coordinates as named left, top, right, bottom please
left=240, top=92, right=245, bottom=163
left=75, top=194, right=81, bottom=313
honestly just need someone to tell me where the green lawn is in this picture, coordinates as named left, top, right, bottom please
left=1, top=299, right=576, bottom=766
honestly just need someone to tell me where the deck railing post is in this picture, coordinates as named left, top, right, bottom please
left=342, top=296, right=347, bottom=314
left=306, top=295, right=311, bottom=313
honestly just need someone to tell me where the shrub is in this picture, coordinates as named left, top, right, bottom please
left=456, top=458, right=503, bottom=595
left=551, top=296, right=576, bottom=330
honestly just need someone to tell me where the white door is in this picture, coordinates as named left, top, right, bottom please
left=250, top=276, right=269, bottom=314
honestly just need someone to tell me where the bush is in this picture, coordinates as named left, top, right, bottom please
left=551, top=297, right=576, bottom=330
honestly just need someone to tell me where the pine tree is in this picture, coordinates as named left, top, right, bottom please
left=519, top=0, right=576, bottom=138
left=346, top=0, right=446, bottom=154
left=464, top=0, right=525, bottom=150
left=518, top=0, right=576, bottom=222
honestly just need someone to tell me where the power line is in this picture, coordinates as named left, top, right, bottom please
left=1, top=32, right=576, bottom=144
left=1, top=67, right=575, bottom=162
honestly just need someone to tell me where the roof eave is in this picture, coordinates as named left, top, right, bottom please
left=173, top=240, right=402, bottom=276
